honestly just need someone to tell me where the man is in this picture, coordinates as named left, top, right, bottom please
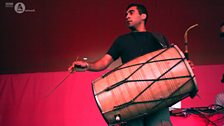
left=68, top=3, right=172, bottom=126
left=216, top=91, right=224, bottom=107
left=215, top=22, right=224, bottom=107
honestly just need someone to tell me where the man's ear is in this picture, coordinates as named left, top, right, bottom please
left=141, top=13, right=147, bottom=20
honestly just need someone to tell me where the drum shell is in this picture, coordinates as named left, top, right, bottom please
left=92, top=45, right=198, bottom=125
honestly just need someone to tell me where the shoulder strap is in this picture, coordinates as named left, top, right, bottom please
left=151, top=32, right=170, bottom=48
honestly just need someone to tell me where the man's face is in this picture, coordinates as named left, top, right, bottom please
left=220, top=26, right=224, bottom=33
left=125, top=6, right=145, bottom=28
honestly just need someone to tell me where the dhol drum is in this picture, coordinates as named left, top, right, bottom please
left=92, top=45, right=198, bottom=125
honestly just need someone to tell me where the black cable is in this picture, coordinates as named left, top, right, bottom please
left=186, top=108, right=218, bottom=126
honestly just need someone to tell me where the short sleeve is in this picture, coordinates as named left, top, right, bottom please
left=106, top=38, right=121, bottom=61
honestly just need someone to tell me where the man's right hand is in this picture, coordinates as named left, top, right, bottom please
left=68, top=61, right=89, bottom=73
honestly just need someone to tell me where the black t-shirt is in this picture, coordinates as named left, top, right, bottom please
left=107, top=32, right=168, bottom=64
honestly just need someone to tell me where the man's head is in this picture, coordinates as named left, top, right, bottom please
left=125, top=3, right=148, bottom=30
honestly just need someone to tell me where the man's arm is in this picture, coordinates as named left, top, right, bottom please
left=68, top=54, right=114, bottom=72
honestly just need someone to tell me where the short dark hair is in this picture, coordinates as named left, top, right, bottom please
left=126, top=3, right=149, bottom=24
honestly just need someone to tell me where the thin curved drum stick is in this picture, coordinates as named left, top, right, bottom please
left=46, top=56, right=79, bottom=97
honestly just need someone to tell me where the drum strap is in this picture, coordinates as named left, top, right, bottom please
left=151, top=32, right=170, bottom=48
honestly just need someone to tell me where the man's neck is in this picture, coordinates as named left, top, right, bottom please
left=130, top=23, right=147, bottom=32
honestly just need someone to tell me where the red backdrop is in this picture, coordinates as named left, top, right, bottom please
left=1, top=0, right=224, bottom=125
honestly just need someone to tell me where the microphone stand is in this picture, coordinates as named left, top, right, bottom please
left=184, top=24, right=199, bottom=60
left=184, top=24, right=201, bottom=100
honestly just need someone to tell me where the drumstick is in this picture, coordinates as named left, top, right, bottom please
left=46, top=56, right=79, bottom=97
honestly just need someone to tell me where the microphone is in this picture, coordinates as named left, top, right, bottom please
left=184, top=24, right=199, bottom=60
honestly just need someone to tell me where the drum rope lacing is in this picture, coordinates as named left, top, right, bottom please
left=98, top=47, right=196, bottom=114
